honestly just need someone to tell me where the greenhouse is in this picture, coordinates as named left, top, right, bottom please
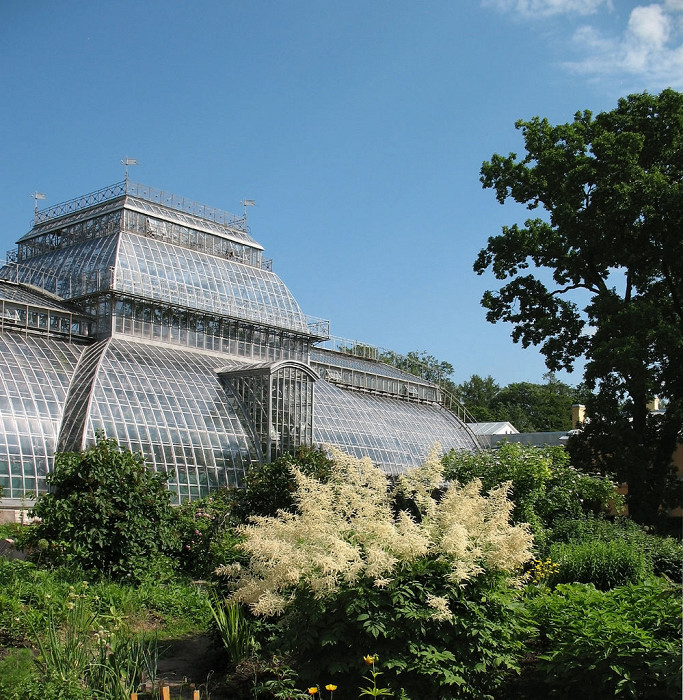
left=0, top=181, right=479, bottom=504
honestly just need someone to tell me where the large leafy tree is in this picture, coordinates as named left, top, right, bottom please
left=475, top=89, right=683, bottom=525
left=454, top=372, right=586, bottom=431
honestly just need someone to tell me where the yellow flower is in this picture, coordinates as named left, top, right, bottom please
left=325, top=684, right=337, bottom=691
left=364, top=654, right=376, bottom=665
left=308, top=687, right=318, bottom=695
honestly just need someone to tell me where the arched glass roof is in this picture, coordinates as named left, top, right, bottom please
left=313, top=379, right=479, bottom=474
left=76, top=338, right=259, bottom=501
left=0, top=334, right=83, bottom=498
left=114, top=233, right=309, bottom=333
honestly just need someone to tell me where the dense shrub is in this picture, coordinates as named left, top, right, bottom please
left=546, top=539, right=649, bottom=590
left=274, top=566, right=530, bottom=700
left=442, top=443, right=621, bottom=544
left=221, top=448, right=534, bottom=698
left=21, top=436, right=177, bottom=582
left=547, top=516, right=683, bottom=580
left=231, top=445, right=334, bottom=519
left=174, top=489, right=244, bottom=579
left=526, top=579, right=682, bottom=699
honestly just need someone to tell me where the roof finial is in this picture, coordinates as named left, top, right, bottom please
left=121, top=157, right=138, bottom=189
left=31, top=191, right=46, bottom=222
left=241, top=198, right=255, bottom=222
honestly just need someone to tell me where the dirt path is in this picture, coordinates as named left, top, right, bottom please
left=156, top=634, right=231, bottom=698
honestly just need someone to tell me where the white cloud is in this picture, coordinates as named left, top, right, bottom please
left=482, top=0, right=612, bottom=17
left=565, top=3, right=683, bottom=88
left=628, top=4, right=670, bottom=48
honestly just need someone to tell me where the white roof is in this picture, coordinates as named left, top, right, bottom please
left=467, top=421, right=519, bottom=435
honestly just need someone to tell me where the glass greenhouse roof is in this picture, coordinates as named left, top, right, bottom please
left=310, top=347, right=436, bottom=385
left=116, top=233, right=309, bottom=333
left=313, top=379, right=479, bottom=475
left=0, top=280, right=81, bottom=312
left=0, top=334, right=84, bottom=498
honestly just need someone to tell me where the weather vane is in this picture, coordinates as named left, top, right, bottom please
left=31, top=191, right=46, bottom=221
left=241, top=198, right=255, bottom=221
left=121, top=157, right=138, bottom=187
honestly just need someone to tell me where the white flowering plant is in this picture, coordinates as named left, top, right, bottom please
left=217, top=447, right=535, bottom=698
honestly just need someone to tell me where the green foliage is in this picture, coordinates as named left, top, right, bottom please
left=453, top=373, right=585, bottom=430
left=442, top=443, right=619, bottom=543
left=476, top=89, right=683, bottom=525
left=546, top=516, right=683, bottom=581
left=252, top=655, right=309, bottom=699
left=27, top=591, right=158, bottom=700
left=22, top=435, right=177, bottom=582
left=526, top=579, right=682, bottom=699
left=546, top=539, right=649, bottom=590
left=0, top=559, right=211, bottom=648
left=359, top=655, right=392, bottom=697
left=174, top=488, right=244, bottom=579
left=231, top=445, right=335, bottom=520
left=452, top=374, right=501, bottom=422
left=0, top=649, right=36, bottom=698
left=273, top=565, right=530, bottom=700
left=209, top=598, right=255, bottom=664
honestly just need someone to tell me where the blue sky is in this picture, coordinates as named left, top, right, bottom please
left=1, top=0, right=681, bottom=386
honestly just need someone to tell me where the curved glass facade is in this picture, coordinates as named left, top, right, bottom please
left=0, top=180, right=478, bottom=505
left=313, top=380, right=477, bottom=474
left=81, top=340, right=258, bottom=501
left=115, top=233, right=309, bottom=333
left=0, top=334, right=83, bottom=498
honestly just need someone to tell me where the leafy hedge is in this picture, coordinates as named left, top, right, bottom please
left=525, top=579, right=682, bottom=699
left=20, top=436, right=177, bottom=582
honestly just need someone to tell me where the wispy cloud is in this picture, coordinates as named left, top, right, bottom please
left=485, top=0, right=683, bottom=89
left=566, top=2, right=683, bottom=88
left=482, top=0, right=612, bottom=17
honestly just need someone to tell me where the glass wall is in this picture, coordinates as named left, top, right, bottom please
left=17, top=210, right=122, bottom=260
left=123, top=209, right=262, bottom=268
left=223, top=362, right=316, bottom=462
left=3, top=234, right=118, bottom=300
left=115, top=233, right=310, bottom=333
left=0, top=335, right=83, bottom=498
left=81, top=338, right=259, bottom=502
left=97, top=293, right=309, bottom=361
left=313, top=379, right=480, bottom=475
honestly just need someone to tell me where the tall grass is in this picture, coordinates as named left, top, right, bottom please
left=208, top=597, right=254, bottom=664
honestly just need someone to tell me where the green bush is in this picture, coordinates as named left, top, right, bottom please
left=547, top=516, right=683, bottom=581
left=21, top=435, right=177, bottom=582
left=442, top=443, right=620, bottom=546
left=231, top=445, right=334, bottom=519
left=546, top=539, right=649, bottom=590
left=272, top=565, right=531, bottom=700
left=174, top=489, right=245, bottom=579
left=526, top=579, right=682, bottom=699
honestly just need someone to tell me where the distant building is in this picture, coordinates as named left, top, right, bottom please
left=0, top=180, right=478, bottom=508
left=468, top=421, right=570, bottom=449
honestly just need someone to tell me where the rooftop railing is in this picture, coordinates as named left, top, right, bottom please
left=33, top=181, right=248, bottom=232
left=315, top=335, right=481, bottom=432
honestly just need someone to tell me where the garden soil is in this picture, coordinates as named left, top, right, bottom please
left=156, top=633, right=233, bottom=699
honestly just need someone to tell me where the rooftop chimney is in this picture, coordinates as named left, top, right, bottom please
left=571, top=404, right=586, bottom=429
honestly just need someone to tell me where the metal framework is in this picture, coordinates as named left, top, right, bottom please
left=0, top=180, right=479, bottom=503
